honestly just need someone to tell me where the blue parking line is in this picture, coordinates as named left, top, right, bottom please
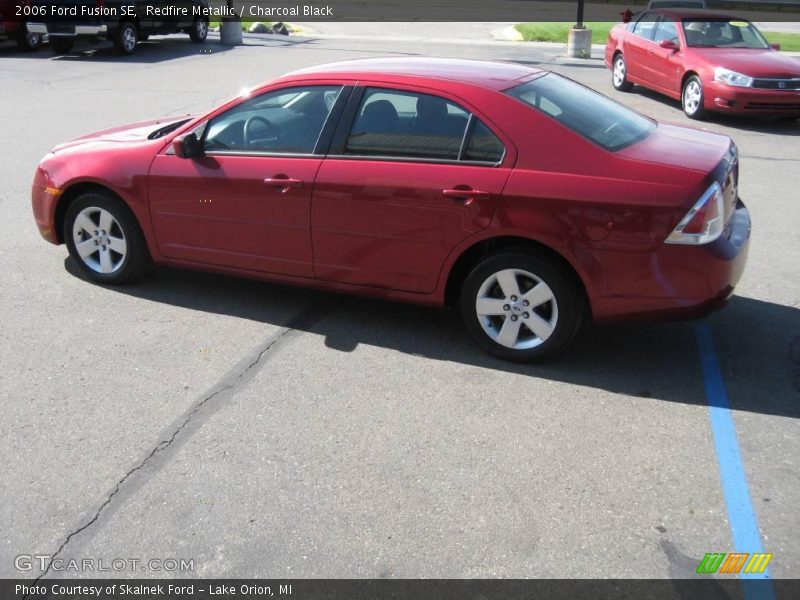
left=694, top=323, right=775, bottom=599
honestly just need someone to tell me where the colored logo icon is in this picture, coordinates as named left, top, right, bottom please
left=697, top=552, right=773, bottom=574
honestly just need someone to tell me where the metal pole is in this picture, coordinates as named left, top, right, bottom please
left=576, top=0, right=585, bottom=28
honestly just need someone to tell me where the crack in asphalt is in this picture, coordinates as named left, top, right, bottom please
left=30, top=303, right=329, bottom=585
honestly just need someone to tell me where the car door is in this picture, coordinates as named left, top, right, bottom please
left=148, top=84, right=349, bottom=277
left=649, top=16, right=683, bottom=93
left=625, top=12, right=659, bottom=83
left=311, top=85, right=513, bottom=293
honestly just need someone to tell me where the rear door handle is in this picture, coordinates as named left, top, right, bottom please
left=442, top=188, right=490, bottom=203
left=264, top=176, right=303, bottom=191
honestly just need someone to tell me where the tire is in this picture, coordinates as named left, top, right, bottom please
left=16, top=24, right=43, bottom=51
left=189, top=17, right=209, bottom=43
left=459, top=251, right=583, bottom=362
left=50, top=37, right=74, bottom=54
left=682, top=75, right=707, bottom=120
left=64, top=192, right=150, bottom=285
left=113, top=21, right=138, bottom=55
left=612, top=53, right=633, bottom=92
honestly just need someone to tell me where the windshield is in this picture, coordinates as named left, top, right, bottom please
left=506, top=74, right=655, bottom=151
left=682, top=19, right=769, bottom=49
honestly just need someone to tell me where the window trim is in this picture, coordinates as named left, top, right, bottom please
left=200, top=84, right=353, bottom=158
left=329, top=84, right=507, bottom=168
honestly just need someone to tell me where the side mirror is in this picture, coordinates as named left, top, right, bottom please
left=660, top=39, right=679, bottom=52
left=173, top=132, right=202, bottom=159
left=770, top=43, right=781, bottom=51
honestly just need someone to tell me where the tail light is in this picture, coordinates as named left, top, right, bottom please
left=665, top=181, right=724, bottom=245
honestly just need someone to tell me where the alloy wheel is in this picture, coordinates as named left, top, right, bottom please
left=683, top=80, right=702, bottom=115
left=475, top=268, right=558, bottom=350
left=123, top=27, right=136, bottom=52
left=71, top=207, right=127, bottom=274
left=613, top=58, right=626, bottom=87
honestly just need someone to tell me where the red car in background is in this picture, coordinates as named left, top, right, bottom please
left=31, top=58, right=750, bottom=362
left=606, top=9, right=800, bottom=119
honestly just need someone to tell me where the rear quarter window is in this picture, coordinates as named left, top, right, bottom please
left=506, top=74, right=656, bottom=152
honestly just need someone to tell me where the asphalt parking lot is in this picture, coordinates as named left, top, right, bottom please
left=0, top=31, right=798, bottom=582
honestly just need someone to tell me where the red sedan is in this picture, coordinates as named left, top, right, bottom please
left=606, top=9, right=800, bottom=119
left=31, top=58, right=750, bottom=361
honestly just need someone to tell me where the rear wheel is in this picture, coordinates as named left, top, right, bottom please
left=189, top=17, right=208, bottom=43
left=16, top=24, right=43, bottom=51
left=50, top=37, right=74, bottom=54
left=612, top=53, right=633, bottom=92
left=64, top=192, right=150, bottom=285
left=682, top=75, right=707, bottom=120
left=114, top=21, right=138, bottom=55
left=460, top=252, right=582, bottom=362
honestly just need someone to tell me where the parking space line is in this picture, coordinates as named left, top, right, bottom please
left=694, top=323, right=775, bottom=597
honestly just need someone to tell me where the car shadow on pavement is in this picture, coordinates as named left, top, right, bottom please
left=630, top=87, right=800, bottom=135
left=0, top=37, right=237, bottom=63
left=66, top=258, right=800, bottom=420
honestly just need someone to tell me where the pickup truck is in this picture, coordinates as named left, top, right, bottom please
left=27, top=0, right=210, bottom=55
left=0, top=0, right=44, bottom=50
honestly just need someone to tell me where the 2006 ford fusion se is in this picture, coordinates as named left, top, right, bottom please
left=31, top=58, right=750, bottom=362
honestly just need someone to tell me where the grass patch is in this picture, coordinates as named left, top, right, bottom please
left=762, top=31, right=800, bottom=52
left=209, top=20, right=272, bottom=32
left=515, top=22, right=616, bottom=44
left=515, top=21, right=800, bottom=52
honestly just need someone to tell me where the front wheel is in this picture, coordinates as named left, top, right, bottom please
left=612, top=54, right=633, bottom=92
left=64, top=192, right=150, bottom=285
left=114, top=21, right=138, bottom=55
left=189, top=17, right=209, bottom=43
left=682, top=75, right=707, bottom=120
left=460, top=252, right=583, bottom=362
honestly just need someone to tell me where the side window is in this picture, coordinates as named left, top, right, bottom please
left=345, top=88, right=469, bottom=161
left=632, top=13, right=658, bottom=40
left=462, top=120, right=504, bottom=163
left=204, top=85, right=342, bottom=154
left=653, top=18, right=679, bottom=44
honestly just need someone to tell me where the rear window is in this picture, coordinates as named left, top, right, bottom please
left=506, top=74, right=656, bottom=151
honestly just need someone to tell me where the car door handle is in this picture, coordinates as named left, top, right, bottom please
left=264, top=176, right=303, bottom=191
left=442, top=188, right=490, bottom=202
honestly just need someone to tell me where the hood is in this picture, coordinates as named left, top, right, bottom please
left=617, top=122, right=731, bottom=174
left=51, top=115, right=194, bottom=153
left=691, top=48, right=800, bottom=78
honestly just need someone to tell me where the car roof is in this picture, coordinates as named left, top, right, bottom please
left=284, top=57, right=543, bottom=91
left=648, top=8, right=745, bottom=20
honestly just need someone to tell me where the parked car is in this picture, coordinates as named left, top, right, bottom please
left=0, top=0, right=44, bottom=50
left=606, top=9, right=800, bottom=119
left=27, top=0, right=209, bottom=55
left=31, top=58, right=749, bottom=361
